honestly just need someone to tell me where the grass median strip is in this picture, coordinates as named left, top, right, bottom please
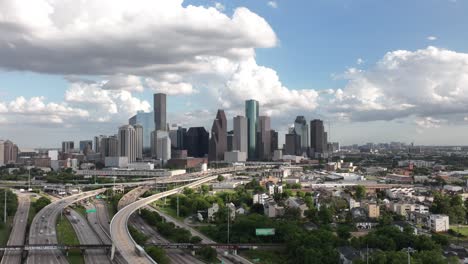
left=56, top=215, right=85, bottom=264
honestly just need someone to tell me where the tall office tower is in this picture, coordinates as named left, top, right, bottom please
left=245, top=99, right=259, bottom=160
left=310, top=119, right=326, bottom=156
left=3, top=140, right=18, bottom=164
left=270, top=130, right=278, bottom=152
left=150, top=131, right=156, bottom=158
left=62, top=141, right=74, bottom=153
left=129, top=111, right=155, bottom=152
left=154, top=93, right=167, bottom=131
left=169, top=129, right=178, bottom=149
left=258, top=116, right=271, bottom=160
left=133, top=124, right=143, bottom=160
left=118, top=125, right=137, bottom=162
left=208, top=110, right=227, bottom=162
left=94, top=135, right=105, bottom=153
left=294, top=116, right=309, bottom=154
left=227, top=131, right=234, bottom=152
left=155, top=131, right=171, bottom=163
left=79, top=140, right=93, bottom=153
left=233, top=116, right=248, bottom=153
left=184, top=127, right=209, bottom=157
left=285, top=132, right=301, bottom=156
left=0, top=140, right=4, bottom=166
left=100, top=136, right=118, bottom=158
left=177, top=127, right=187, bottom=150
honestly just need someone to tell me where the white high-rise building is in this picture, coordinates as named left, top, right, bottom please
left=0, top=140, right=4, bottom=166
left=134, top=124, right=143, bottom=161
left=169, top=124, right=179, bottom=149
left=48, top=150, right=58, bottom=161
left=233, top=116, right=248, bottom=153
left=429, top=214, right=450, bottom=232
left=155, top=130, right=171, bottom=163
left=118, top=125, right=137, bottom=163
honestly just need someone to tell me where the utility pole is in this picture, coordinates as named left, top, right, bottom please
left=112, top=177, right=116, bottom=198
left=28, top=169, right=31, bottom=191
left=227, top=200, right=230, bottom=244
left=366, top=244, right=369, bottom=264
left=4, top=189, right=6, bottom=223
left=177, top=192, right=180, bottom=218
left=407, top=247, right=411, bottom=264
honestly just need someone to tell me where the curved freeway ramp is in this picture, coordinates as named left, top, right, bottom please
left=110, top=175, right=218, bottom=264
left=118, top=186, right=150, bottom=210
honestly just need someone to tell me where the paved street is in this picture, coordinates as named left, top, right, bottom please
left=130, top=214, right=205, bottom=264
left=66, top=209, right=111, bottom=264
left=1, top=192, right=30, bottom=264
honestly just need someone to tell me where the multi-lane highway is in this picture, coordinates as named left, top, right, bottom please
left=111, top=175, right=218, bottom=263
left=26, top=188, right=106, bottom=264
left=66, top=209, right=111, bottom=264
left=149, top=206, right=253, bottom=264
left=90, top=200, right=128, bottom=264
left=130, top=213, right=204, bottom=264
left=85, top=202, right=111, bottom=244
left=1, top=192, right=30, bottom=264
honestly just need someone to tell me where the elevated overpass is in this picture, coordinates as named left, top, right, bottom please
left=110, top=175, right=219, bottom=263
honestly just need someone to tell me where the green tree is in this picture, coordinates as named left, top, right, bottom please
left=318, top=207, right=333, bottom=224
left=337, top=225, right=351, bottom=240
left=200, top=185, right=210, bottom=195
left=196, top=246, right=217, bottom=263
left=355, top=185, right=366, bottom=200
left=190, top=236, right=202, bottom=244
left=145, top=246, right=170, bottom=264
left=33, top=196, right=51, bottom=213
left=128, top=225, right=148, bottom=245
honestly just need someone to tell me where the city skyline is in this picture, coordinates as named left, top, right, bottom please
left=1, top=2, right=467, bottom=264
left=2, top=0, right=468, bottom=147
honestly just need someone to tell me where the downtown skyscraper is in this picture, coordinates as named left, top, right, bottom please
left=294, top=116, right=309, bottom=155
left=310, top=119, right=327, bottom=157
left=129, top=111, right=154, bottom=152
left=233, top=116, right=248, bottom=153
left=209, top=110, right=227, bottom=162
left=245, top=99, right=259, bottom=160
left=258, top=116, right=271, bottom=160
left=118, top=125, right=137, bottom=162
left=151, top=93, right=171, bottom=160
left=154, top=93, right=167, bottom=131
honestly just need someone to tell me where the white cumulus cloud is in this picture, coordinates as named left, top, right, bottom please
left=220, top=58, right=319, bottom=116
left=329, top=46, right=468, bottom=123
left=0, top=0, right=277, bottom=76
left=0, top=96, right=89, bottom=125
left=268, top=1, right=278, bottom=8
left=145, top=78, right=197, bottom=95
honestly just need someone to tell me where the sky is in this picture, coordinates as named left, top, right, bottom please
left=1, top=0, right=468, bottom=148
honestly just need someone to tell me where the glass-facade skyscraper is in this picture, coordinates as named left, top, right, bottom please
left=245, top=99, right=259, bottom=160
left=294, top=116, right=309, bottom=155
left=129, top=111, right=154, bottom=151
